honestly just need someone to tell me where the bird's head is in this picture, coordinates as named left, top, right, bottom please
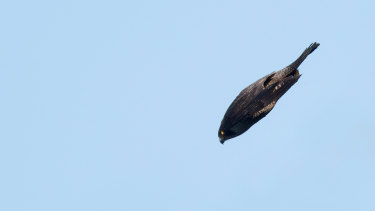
left=218, top=129, right=236, bottom=144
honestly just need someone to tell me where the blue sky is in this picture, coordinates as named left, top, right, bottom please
left=1, top=0, right=375, bottom=210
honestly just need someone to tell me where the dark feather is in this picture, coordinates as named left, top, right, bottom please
left=218, top=42, right=319, bottom=144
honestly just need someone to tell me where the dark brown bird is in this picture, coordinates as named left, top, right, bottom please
left=218, top=42, right=319, bottom=144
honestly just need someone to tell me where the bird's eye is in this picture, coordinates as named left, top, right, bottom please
left=220, top=131, right=225, bottom=136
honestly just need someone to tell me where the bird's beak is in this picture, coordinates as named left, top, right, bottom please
left=220, top=138, right=225, bottom=145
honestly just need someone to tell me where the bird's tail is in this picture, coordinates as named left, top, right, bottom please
left=287, top=42, right=320, bottom=70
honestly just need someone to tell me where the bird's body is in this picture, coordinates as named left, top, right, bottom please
left=218, top=42, right=320, bottom=144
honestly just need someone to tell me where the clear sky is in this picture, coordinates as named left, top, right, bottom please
left=1, top=0, right=375, bottom=210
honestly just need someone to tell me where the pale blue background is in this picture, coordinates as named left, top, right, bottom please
left=1, top=0, right=374, bottom=211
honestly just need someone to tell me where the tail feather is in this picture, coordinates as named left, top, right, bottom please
left=287, top=42, right=320, bottom=70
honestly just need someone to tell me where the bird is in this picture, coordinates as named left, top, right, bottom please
left=218, top=42, right=320, bottom=144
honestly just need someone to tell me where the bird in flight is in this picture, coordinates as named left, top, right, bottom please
left=218, top=42, right=320, bottom=144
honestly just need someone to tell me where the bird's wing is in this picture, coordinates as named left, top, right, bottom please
left=243, top=83, right=279, bottom=118
left=223, top=82, right=279, bottom=128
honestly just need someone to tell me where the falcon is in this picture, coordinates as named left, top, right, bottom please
left=218, top=42, right=320, bottom=144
